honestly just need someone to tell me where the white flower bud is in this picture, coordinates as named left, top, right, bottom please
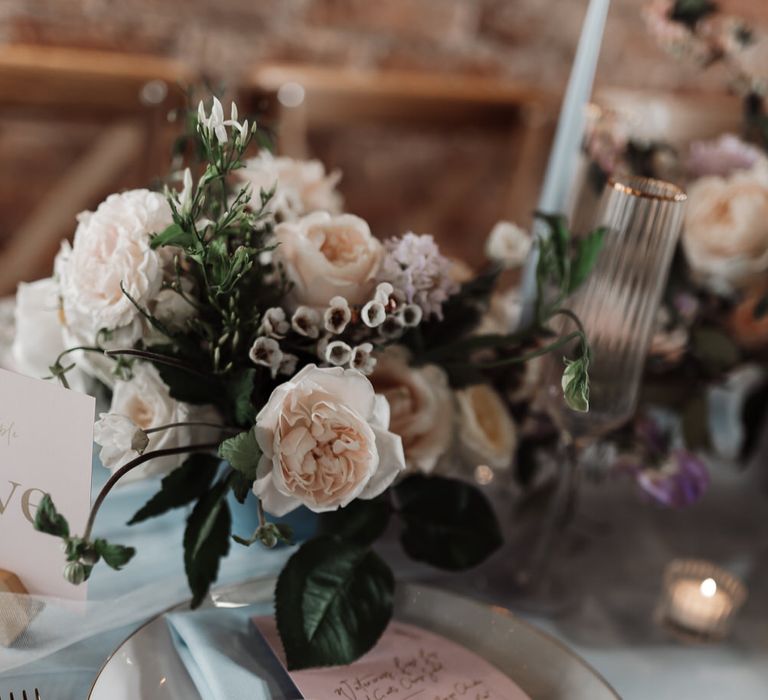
left=400, top=304, right=423, bottom=327
left=326, top=340, right=352, bottom=366
left=379, top=314, right=405, bottom=340
left=485, top=221, right=531, bottom=269
left=324, top=296, right=352, bottom=334
left=350, top=343, right=376, bottom=374
left=374, top=282, right=394, bottom=305
left=278, top=353, right=299, bottom=376
left=362, top=300, right=386, bottom=328
left=261, top=307, right=290, bottom=338
left=292, top=306, right=321, bottom=338
left=249, top=337, right=283, bottom=377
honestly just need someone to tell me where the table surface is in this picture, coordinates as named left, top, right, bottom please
left=1, top=456, right=766, bottom=700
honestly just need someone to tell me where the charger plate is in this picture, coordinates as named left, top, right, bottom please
left=89, top=577, right=619, bottom=700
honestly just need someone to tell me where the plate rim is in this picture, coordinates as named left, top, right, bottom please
left=88, top=577, right=621, bottom=699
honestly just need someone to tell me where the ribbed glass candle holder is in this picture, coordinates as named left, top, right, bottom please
left=543, top=175, right=687, bottom=441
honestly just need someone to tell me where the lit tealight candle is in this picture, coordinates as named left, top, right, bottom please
left=660, top=560, right=747, bottom=640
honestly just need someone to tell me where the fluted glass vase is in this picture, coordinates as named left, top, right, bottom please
left=514, top=175, right=687, bottom=604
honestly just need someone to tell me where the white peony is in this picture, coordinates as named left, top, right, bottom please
left=485, top=221, right=531, bottom=269
left=455, top=384, right=517, bottom=471
left=102, top=362, right=218, bottom=481
left=56, top=190, right=173, bottom=382
left=274, top=211, right=383, bottom=308
left=369, top=347, right=453, bottom=474
left=237, top=151, right=342, bottom=221
left=253, top=364, right=406, bottom=516
left=683, top=160, right=768, bottom=294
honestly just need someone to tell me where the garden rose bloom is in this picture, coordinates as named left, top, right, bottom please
left=369, top=348, right=453, bottom=474
left=683, top=160, right=768, bottom=294
left=103, top=363, right=217, bottom=481
left=274, top=212, right=383, bottom=307
left=93, top=414, right=149, bottom=467
left=253, top=365, right=406, bottom=516
left=686, top=134, right=762, bottom=178
left=238, top=152, right=342, bottom=221
left=455, top=384, right=517, bottom=471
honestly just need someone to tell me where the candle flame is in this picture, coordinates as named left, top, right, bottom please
left=700, top=578, right=717, bottom=598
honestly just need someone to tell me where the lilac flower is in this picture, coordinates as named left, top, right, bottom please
left=636, top=450, right=709, bottom=508
left=686, top=134, right=762, bottom=178
left=377, top=233, right=459, bottom=321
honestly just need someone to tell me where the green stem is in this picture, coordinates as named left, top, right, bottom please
left=104, top=349, right=209, bottom=378
left=257, top=499, right=266, bottom=528
left=473, top=331, right=582, bottom=369
left=84, top=442, right=219, bottom=541
left=144, top=421, right=238, bottom=436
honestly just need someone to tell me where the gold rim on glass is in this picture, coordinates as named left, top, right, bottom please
left=607, top=175, right=687, bottom=203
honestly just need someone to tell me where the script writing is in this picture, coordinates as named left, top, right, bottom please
left=0, top=420, right=19, bottom=447
left=252, top=618, right=531, bottom=700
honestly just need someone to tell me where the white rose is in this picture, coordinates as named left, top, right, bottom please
left=11, top=277, right=89, bottom=391
left=253, top=364, right=406, bottom=516
left=93, top=414, right=149, bottom=469
left=274, top=212, right=384, bottom=308
left=370, top=347, right=453, bottom=474
left=238, top=151, right=343, bottom=221
left=57, top=190, right=172, bottom=381
left=683, top=160, right=768, bottom=294
left=103, top=362, right=218, bottom=481
left=485, top=221, right=531, bottom=268
left=455, top=384, right=517, bottom=471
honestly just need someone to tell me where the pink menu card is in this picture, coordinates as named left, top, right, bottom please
left=253, top=616, right=531, bottom=700
left=0, top=368, right=94, bottom=599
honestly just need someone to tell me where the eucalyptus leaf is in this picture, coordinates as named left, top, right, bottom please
left=128, top=453, right=219, bottom=525
left=395, top=475, right=502, bottom=571
left=275, top=536, right=394, bottom=669
left=219, top=430, right=261, bottom=479
left=184, top=481, right=232, bottom=608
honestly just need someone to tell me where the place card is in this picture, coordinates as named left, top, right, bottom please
left=253, top=616, right=531, bottom=700
left=0, top=368, right=94, bottom=600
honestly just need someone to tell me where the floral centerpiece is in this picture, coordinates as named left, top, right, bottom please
left=22, top=95, right=604, bottom=669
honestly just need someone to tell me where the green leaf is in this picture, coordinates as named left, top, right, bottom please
left=275, top=536, right=394, bottom=670
left=561, top=354, right=590, bottom=412
left=535, top=212, right=570, bottom=288
left=184, top=481, right=232, bottom=608
left=151, top=223, right=195, bottom=249
left=681, top=394, right=711, bottom=451
left=754, top=294, right=768, bottom=319
left=93, top=539, right=136, bottom=570
left=219, top=430, right=261, bottom=480
left=154, top=362, right=223, bottom=405
left=128, top=454, right=220, bottom=525
left=569, top=227, right=606, bottom=293
left=319, top=497, right=391, bottom=547
left=670, top=0, right=718, bottom=29
left=690, top=327, right=740, bottom=373
left=395, top=475, right=502, bottom=571
left=225, top=369, right=258, bottom=425
left=230, top=471, right=253, bottom=504
left=34, top=494, right=70, bottom=538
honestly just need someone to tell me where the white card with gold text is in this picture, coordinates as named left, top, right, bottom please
left=0, top=368, right=94, bottom=599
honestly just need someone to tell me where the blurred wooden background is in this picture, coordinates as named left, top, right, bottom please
left=0, top=0, right=761, bottom=294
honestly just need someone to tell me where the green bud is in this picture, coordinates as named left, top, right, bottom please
left=63, top=561, right=87, bottom=585
left=80, top=546, right=100, bottom=566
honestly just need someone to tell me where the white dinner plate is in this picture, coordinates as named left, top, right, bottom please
left=89, top=577, right=619, bottom=700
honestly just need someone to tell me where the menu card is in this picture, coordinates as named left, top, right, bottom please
left=0, top=368, right=94, bottom=599
left=253, top=616, right=531, bottom=700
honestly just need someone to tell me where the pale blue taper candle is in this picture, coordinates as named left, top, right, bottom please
left=519, top=0, right=611, bottom=327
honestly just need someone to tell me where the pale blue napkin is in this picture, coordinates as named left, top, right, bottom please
left=166, top=604, right=301, bottom=700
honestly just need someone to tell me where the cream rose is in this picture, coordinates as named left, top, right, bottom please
left=253, top=364, right=406, bottom=516
left=455, top=384, right=517, bottom=471
left=238, top=151, right=343, bottom=221
left=683, top=160, right=768, bottom=294
left=102, top=362, right=218, bottom=481
left=274, top=211, right=383, bottom=307
left=56, top=190, right=172, bottom=380
left=369, top=348, right=453, bottom=474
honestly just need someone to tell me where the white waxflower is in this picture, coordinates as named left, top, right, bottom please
left=325, top=340, right=352, bottom=366
left=292, top=306, right=321, bottom=338
left=249, top=337, right=283, bottom=376
left=316, top=336, right=330, bottom=363
left=374, top=282, right=394, bottom=305
left=362, top=300, right=387, bottom=328
left=324, top=296, right=352, bottom=334
left=93, top=414, right=150, bottom=469
left=485, top=221, right=531, bottom=269
left=400, top=304, right=423, bottom=327
left=198, top=97, right=229, bottom=144
left=261, top=307, right=290, bottom=338
left=379, top=314, right=405, bottom=340
left=351, top=343, right=376, bottom=374
left=278, top=353, right=299, bottom=376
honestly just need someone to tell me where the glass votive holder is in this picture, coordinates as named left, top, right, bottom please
left=658, top=559, right=747, bottom=642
